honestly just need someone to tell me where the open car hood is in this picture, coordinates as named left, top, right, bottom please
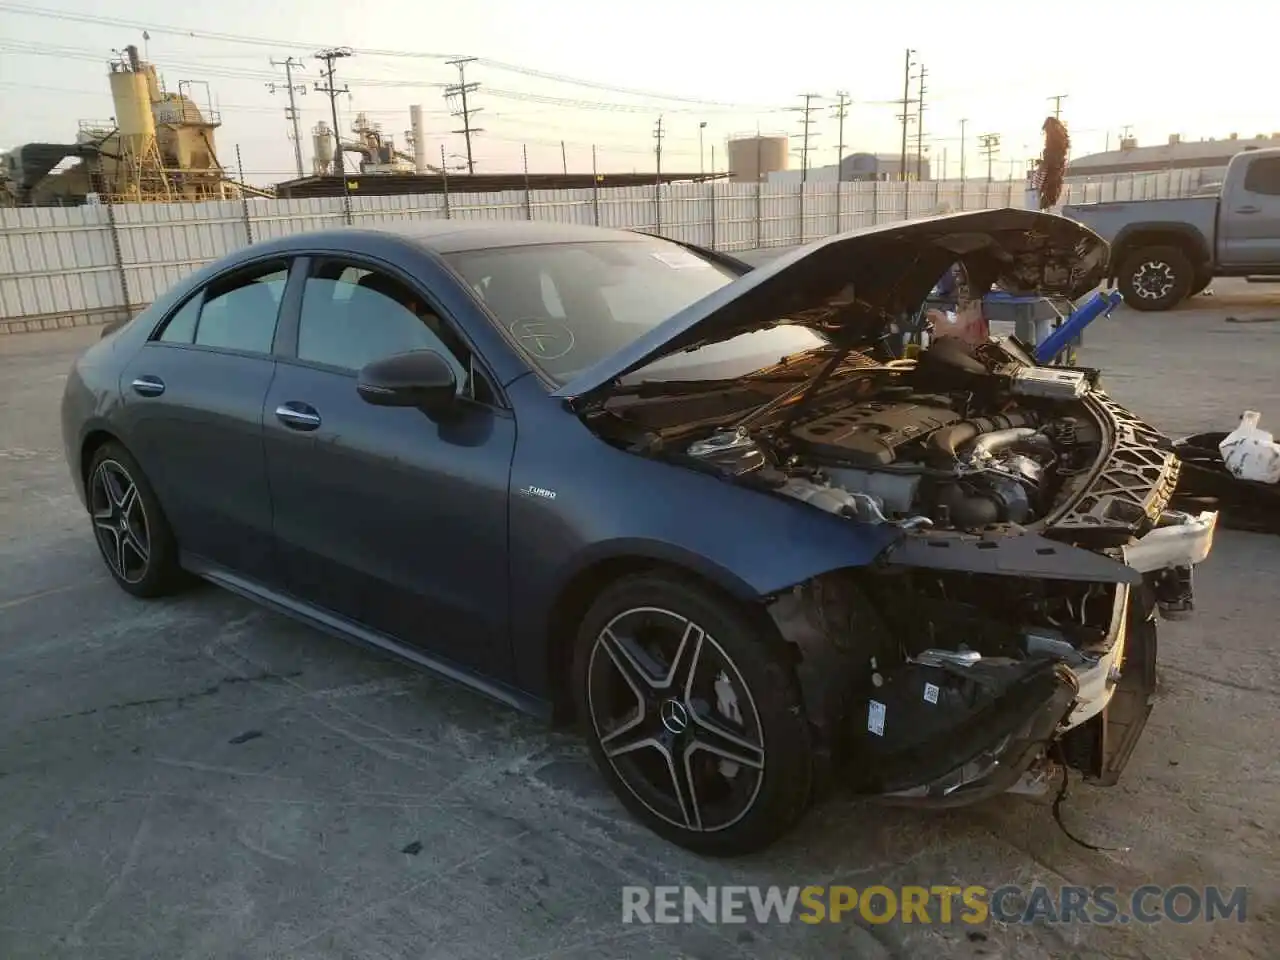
left=552, top=207, right=1108, bottom=400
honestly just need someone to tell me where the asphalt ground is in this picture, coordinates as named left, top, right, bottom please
left=1, top=280, right=1277, bottom=959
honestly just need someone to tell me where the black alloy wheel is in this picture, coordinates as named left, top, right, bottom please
left=573, top=574, right=813, bottom=855
left=86, top=442, right=182, bottom=598
left=1117, top=246, right=1193, bottom=312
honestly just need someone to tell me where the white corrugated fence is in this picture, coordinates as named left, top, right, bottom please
left=0, top=178, right=1025, bottom=334
left=0, top=164, right=1205, bottom=334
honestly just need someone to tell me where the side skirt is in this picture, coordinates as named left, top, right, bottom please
left=181, top=552, right=551, bottom=720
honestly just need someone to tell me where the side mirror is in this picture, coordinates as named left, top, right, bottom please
left=356, top=349, right=458, bottom=412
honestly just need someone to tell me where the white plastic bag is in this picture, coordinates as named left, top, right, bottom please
left=1219, top=411, right=1280, bottom=485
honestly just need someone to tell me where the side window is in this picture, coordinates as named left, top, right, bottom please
left=158, top=293, right=202, bottom=343
left=1242, top=157, right=1280, bottom=196
left=296, top=261, right=495, bottom=403
left=193, top=264, right=288, bottom=354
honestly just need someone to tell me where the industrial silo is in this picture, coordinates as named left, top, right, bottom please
left=409, top=105, right=428, bottom=174
left=312, top=121, right=335, bottom=176
left=108, top=45, right=156, bottom=160
left=727, top=134, right=789, bottom=183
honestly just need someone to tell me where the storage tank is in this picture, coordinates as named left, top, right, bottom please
left=109, top=47, right=156, bottom=156
left=727, top=135, right=788, bottom=183
left=409, top=104, right=428, bottom=174
left=312, top=121, right=335, bottom=176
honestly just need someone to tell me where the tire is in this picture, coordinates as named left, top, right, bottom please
left=85, top=441, right=183, bottom=598
left=1189, top=269, right=1213, bottom=298
left=1116, top=246, right=1193, bottom=312
left=572, top=572, right=814, bottom=856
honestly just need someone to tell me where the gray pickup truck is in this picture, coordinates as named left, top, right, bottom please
left=1063, top=147, right=1280, bottom=311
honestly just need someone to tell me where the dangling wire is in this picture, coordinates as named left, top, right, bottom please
left=1050, top=746, right=1132, bottom=853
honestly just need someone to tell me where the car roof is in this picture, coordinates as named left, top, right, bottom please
left=251, top=220, right=654, bottom=259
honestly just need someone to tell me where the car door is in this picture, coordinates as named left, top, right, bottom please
left=116, top=256, right=295, bottom=584
left=262, top=254, right=516, bottom=676
left=1218, top=155, right=1280, bottom=266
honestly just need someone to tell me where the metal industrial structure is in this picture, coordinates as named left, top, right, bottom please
left=726, top=134, right=789, bottom=183
left=273, top=169, right=719, bottom=200
left=308, top=108, right=442, bottom=177
left=768, top=152, right=932, bottom=184
left=1069, top=132, right=1280, bottom=178
left=1, top=44, right=252, bottom=206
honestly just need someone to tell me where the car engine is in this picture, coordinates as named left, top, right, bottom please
left=685, top=339, right=1108, bottom=533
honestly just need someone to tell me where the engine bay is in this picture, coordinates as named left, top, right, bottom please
left=683, top=337, right=1108, bottom=534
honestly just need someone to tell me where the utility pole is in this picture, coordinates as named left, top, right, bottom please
left=653, top=114, right=664, bottom=180
left=959, top=118, right=968, bottom=181
left=698, top=120, right=707, bottom=176
left=1048, top=93, right=1068, bottom=120
left=978, top=133, right=1001, bottom=182
left=831, top=91, right=850, bottom=180
left=314, top=47, right=353, bottom=180
left=914, top=64, right=928, bottom=181
left=793, top=93, right=821, bottom=182
left=445, top=57, right=482, bottom=174
left=268, top=56, right=307, bottom=179
left=898, top=48, right=915, bottom=181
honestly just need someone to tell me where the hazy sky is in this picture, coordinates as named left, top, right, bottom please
left=0, top=0, right=1273, bottom=184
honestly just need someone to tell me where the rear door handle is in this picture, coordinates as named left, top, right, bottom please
left=131, top=375, right=165, bottom=397
left=1236, top=205, right=1260, bottom=214
left=275, top=402, right=322, bottom=431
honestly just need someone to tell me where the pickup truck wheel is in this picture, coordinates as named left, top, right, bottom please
left=1190, top=269, right=1213, bottom=297
left=1117, top=246, right=1193, bottom=312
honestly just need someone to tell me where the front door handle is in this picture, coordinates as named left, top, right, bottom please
left=1236, top=205, right=1260, bottom=214
left=131, top=375, right=165, bottom=397
left=275, top=402, right=322, bottom=431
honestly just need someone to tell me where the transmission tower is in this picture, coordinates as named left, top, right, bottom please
left=831, top=91, right=851, bottom=181
left=314, top=47, right=353, bottom=178
left=792, top=93, right=822, bottom=181
left=978, top=133, right=1001, bottom=182
left=445, top=57, right=483, bottom=174
left=268, top=56, right=307, bottom=179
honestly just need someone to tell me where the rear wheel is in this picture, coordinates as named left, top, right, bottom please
left=572, top=573, right=813, bottom=855
left=86, top=442, right=183, bottom=598
left=1117, top=246, right=1193, bottom=312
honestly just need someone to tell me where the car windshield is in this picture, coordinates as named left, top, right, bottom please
left=443, top=237, right=828, bottom=385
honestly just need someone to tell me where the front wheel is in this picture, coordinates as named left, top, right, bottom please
left=572, top=573, right=814, bottom=856
left=1116, top=246, right=1193, bottom=312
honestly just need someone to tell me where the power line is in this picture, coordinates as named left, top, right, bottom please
left=978, top=132, right=1001, bottom=182
left=0, top=3, right=789, bottom=111
left=445, top=57, right=482, bottom=174
left=791, top=93, right=822, bottom=182
left=267, top=56, right=307, bottom=179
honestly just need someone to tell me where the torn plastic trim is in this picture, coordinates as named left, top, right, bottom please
left=884, top=526, right=1142, bottom=585
left=1123, top=509, right=1217, bottom=574
left=868, top=661, right=1079, bottom=806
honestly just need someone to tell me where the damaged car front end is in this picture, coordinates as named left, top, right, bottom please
left=556, top=208, right=1216, bottom=815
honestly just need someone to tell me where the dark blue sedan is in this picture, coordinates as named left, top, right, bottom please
left=61, top=210, right=1216, bottom=854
